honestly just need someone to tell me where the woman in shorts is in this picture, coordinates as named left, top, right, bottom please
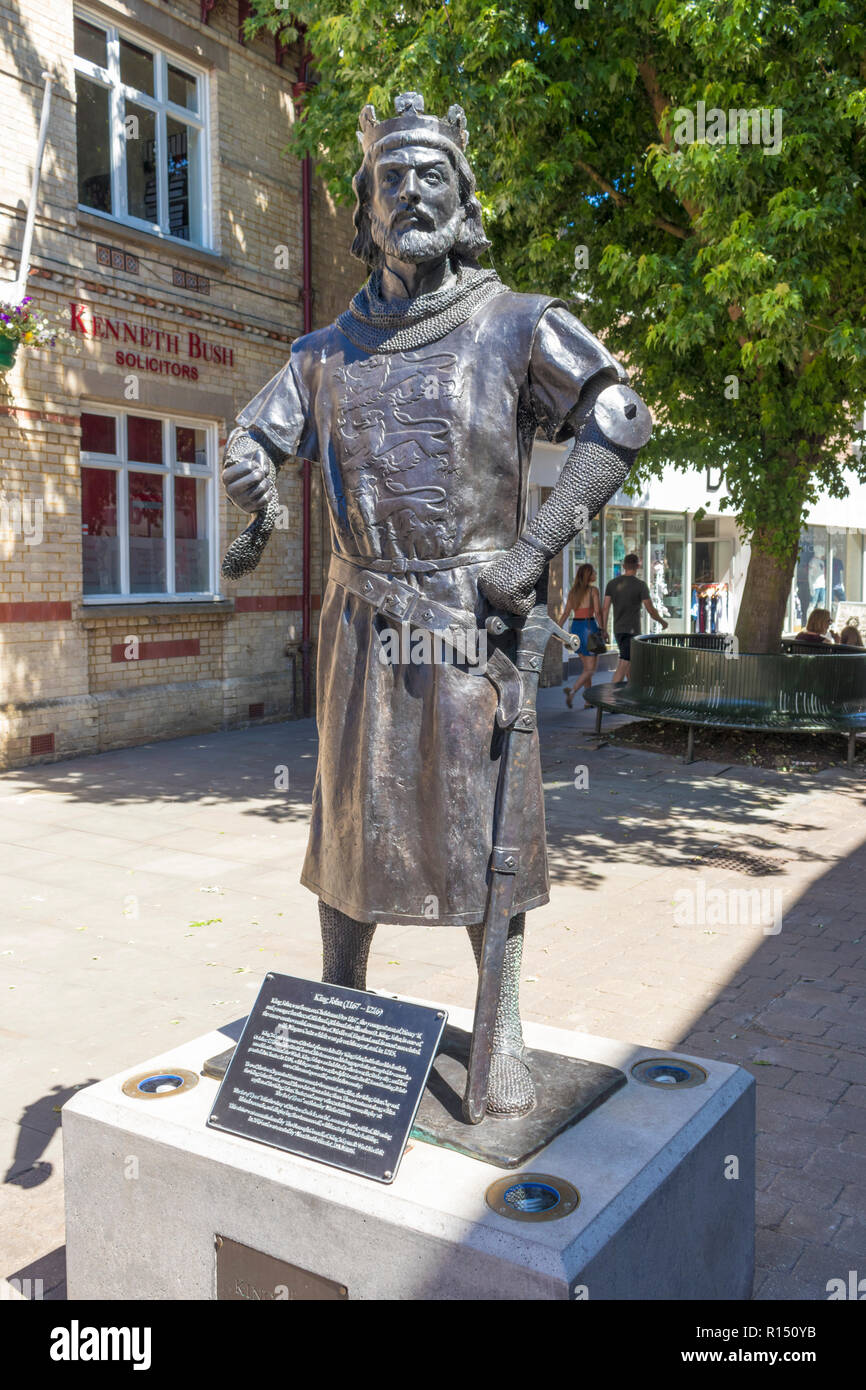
left=560, top=563, right=604, bottom=708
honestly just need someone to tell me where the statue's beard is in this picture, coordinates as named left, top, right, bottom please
left=369, top=207, right=466, bottom=265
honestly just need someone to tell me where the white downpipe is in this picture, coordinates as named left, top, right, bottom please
left=2, top=71, right=54, bottom=305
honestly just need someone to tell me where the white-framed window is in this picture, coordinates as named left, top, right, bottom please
left=73, top=8, right=211, bottom=248
left=80, top=407, right=220, bottom=601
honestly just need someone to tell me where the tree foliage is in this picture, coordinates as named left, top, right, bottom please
left=250, top=0, right=866, bottom=593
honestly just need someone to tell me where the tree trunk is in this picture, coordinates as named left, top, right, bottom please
left=734, top=534, right=799, bottom=654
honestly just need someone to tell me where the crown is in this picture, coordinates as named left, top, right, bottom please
left=357, top=92, right=469, bottom=156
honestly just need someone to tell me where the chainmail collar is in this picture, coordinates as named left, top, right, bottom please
left=337, top=263, right=505, bottom=352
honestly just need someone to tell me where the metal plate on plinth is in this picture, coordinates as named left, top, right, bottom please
left=215, top=1235, right=348, bottom=1301
left=411, top=1025, right=626, bottom=1168
left=207, top=973, right=447, bottom=1183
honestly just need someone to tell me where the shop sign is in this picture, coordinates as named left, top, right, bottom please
left=69, top=302, right=235, bottom=379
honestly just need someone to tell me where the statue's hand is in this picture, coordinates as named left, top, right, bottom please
left=222, top=428, right=278, bottom=514
left=478, top=539, right=547, bottom=617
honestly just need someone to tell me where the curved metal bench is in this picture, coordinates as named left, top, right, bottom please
left=584, top=634, right=866, bottom=765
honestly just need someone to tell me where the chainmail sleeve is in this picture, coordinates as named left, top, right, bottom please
left=479, top=375, right=649, bottom=615
left=524, top=376, right=637, bottom=553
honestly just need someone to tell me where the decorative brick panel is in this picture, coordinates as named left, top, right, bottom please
left=172, top=268, right=210, bottom=294
left=96, top=245, right=139, bottom=274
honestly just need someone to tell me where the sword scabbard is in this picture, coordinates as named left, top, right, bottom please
left=462, top=637, right=542, bottom=1124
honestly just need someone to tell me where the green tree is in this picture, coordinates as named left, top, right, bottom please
left=252, top=0, right=866, bottom=651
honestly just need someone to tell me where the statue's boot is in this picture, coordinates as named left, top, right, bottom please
left=319, top=900, right=377, bottom=990
left=466, top=913, right=535, bottom=1117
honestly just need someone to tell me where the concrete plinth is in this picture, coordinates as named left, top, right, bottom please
left=62, top=1003, right=755, bottom=1301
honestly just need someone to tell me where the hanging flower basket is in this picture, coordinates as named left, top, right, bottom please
left=0, top=295, right=70, bottom=371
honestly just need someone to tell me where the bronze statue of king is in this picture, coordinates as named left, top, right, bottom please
left=221, top=92, right=652, bottom=1120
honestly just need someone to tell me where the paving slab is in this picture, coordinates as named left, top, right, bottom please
left=1, top=686, right=865, bottom=1300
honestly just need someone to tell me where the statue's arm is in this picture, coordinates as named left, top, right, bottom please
left=222, top=426, right=284, bottom=514
left=478, top=376, right=652, bottom=616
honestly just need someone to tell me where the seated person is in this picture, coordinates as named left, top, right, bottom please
left=795, top=609, right=835, bottom=645
left=839, top=622, right=864, bottom=648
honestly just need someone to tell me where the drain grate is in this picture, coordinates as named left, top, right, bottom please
left=690, top=847, right=787, bottom=876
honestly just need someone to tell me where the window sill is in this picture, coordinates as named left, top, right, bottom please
left=77, top=598, right=235, bottom=623
left=77, top=210, right=228, bottom=271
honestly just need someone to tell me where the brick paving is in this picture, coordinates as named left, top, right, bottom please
left=1, top=688, right=864, bottom=1300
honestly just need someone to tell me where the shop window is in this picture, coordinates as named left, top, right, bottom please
left=174, top=476, right=209, bottom=592
left=604, top=508, right=646, bottom=588
left=565, top=519, right=600, bottom=596
left=795, top=526, right=828, bottom=628
left=128, top=415, right=163, bottom=465
left=649, top=514, right=686, bottom=633
left=81, top=467, right=119, bottom=595
left=787, top=527, right=865, bottom=634
left=690, top=517, right=734, bottom=634
left=73, top=8, right=209, bottom=247
left=80, top=411, right=116, bottom=454
left=845, top=532, right=863, bottom=604
left=75, top=75, right=112, bottom=215
left=829, top=531, right=848, bottom=608
left=794, top=526, right=856, bottom=626
left=129, top=471, right=166, bottom=593
left=80, top=408, right=217, bottom=600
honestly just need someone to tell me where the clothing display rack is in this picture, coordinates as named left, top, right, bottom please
left=691, top=581, right=730, bottom=634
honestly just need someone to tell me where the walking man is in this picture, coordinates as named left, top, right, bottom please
left=602, top=553, right=667, bottom=683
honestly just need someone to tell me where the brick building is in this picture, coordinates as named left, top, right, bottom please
left=0, top=0, right=359, bottom=768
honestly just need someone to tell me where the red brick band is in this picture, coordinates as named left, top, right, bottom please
left=0, top=601, right=73, bottom=622
left=0, top=406, right=79, bottom=426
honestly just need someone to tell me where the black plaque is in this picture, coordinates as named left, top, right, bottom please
left=207, top=973, right=447, bottom=1183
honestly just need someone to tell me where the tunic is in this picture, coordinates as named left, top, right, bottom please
left=237, top=286, right=624, bottom=925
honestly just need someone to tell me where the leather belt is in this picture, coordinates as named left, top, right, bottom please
left=329, top=551, right=493, bottom=638
left=335, top=548, right=503, bottom=576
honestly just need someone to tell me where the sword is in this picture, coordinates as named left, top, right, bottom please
left=462, top=598, right=579, bottom=1124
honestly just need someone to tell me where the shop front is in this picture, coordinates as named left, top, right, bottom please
left=789, top=525, right=864, bottom=631
left=530, top=446, right=866, bottom=658
left=563, top=504, right=690, bottom=634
